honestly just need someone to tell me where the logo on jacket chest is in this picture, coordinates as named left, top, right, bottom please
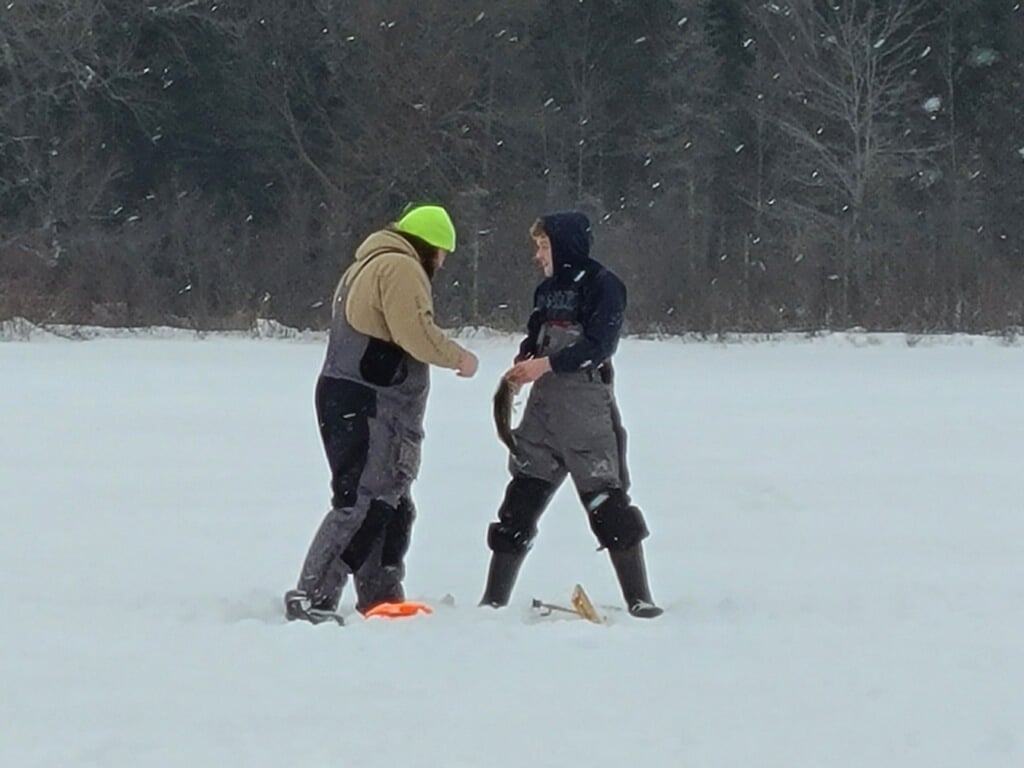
left=539, top=288, right=580, bottom=317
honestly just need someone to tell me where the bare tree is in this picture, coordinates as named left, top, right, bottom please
left=754, top=0, right=935, bottom=325
left=629, top=0, right=724, bottom=327
left=0, top=1, right=141, bottom=258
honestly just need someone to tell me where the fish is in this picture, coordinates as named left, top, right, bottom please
left=492, top=375, right=518, bottom=455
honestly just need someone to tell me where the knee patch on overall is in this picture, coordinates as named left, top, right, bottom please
left=381, top=496, right=415, bottom=569
left=487, top=476, right=556, bottom=554
left=341, top=500, right=392, bottom=572
left=583, top=488, right=649, bottom=551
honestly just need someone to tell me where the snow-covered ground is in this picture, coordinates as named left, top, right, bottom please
left=2, top=328, right=1021, bottom=767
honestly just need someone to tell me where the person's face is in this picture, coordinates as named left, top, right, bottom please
left=532, top=235, right=553, bottom=277
left=421, top=248, right=447, bottom=280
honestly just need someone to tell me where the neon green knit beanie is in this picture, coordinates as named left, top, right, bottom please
left=394, top=204, right=457, bottom=251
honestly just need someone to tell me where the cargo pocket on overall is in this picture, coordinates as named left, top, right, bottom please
left=394, top=432, right=422, bottom=487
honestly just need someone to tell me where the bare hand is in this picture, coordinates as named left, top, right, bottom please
left=504, top=357, right=551, bottom=386
left=457, top=349, right=479, bottom=378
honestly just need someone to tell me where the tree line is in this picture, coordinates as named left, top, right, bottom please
left=2, top=0, right=1022, bottom=334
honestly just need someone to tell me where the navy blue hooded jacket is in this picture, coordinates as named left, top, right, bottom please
left=517, top=211, right=626, bottom=374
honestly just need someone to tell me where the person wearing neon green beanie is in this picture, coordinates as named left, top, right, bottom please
left=393, top=203, right=457, bottom=252
left=285, top=202, right=477, bottom=624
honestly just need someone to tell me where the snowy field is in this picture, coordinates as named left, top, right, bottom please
left=1, top=327, right=1022, bottom=768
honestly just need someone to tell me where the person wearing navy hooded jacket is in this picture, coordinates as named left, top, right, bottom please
left=479, top=211, right=662, bottom=618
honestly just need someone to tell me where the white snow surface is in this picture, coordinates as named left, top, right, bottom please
left=2, top=328, right=1022, bottom=767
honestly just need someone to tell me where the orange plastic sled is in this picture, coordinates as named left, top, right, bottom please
left=363, top=600, right=433, bottom=619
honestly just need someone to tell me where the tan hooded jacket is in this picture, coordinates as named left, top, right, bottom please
left=333, top=229, right=464, bottom=369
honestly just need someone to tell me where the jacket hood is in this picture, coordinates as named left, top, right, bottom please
left=353, top=229, right=418, bottom=264
left=541, top=211, right=593, bottom=278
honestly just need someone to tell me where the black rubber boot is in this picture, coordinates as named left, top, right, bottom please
left=479, top=551, right=527, bottom=607
left=609, top=544, right=663, bottom=618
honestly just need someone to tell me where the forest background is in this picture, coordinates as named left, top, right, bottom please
left=2, top=0, right=1022, bottom=334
